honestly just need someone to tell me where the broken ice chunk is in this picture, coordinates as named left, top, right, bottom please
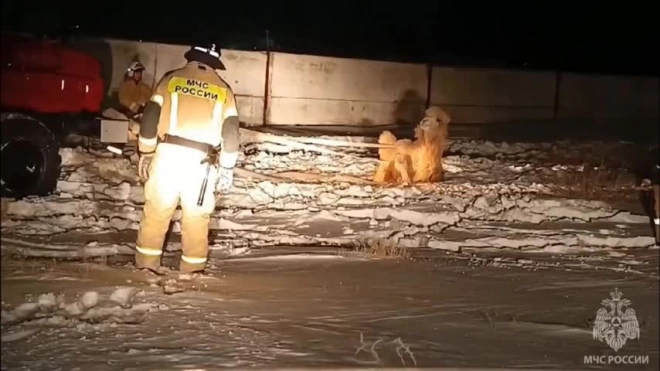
left=38, top=293, right=58, bottom=312
left=64, top=302, right=84, bottom=316
left=79, top=291, right=99, bottom=309
left=110, top=287, right=136, bottom=309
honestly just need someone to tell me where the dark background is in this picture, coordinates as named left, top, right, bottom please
left=2, top=1, right=659, bottom=76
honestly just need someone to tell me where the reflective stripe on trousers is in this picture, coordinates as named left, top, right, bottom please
left=136, top=246, right=162, bottom=256
left=181, top=255, right=207, bottom=264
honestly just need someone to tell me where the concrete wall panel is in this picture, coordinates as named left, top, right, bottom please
left=268, top=98, right=427, bottom=126
left=267, top=52, right=427, bottom=125
left=68, top=37, right=659, bottom=129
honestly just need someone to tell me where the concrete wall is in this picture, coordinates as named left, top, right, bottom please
left=70, top=37, right=659, bottom=129
left=267, top=52, right=428, bottom=126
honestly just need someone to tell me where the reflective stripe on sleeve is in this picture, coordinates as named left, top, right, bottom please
left=135, top=246, right=163, bottom=256
left=219, top=151, right=238, bottom=169
left=223, top=106, right=238, bottom=120
left=181, top=255, right=207, bottom=264
left=654, top=218, right=659, bottom=226
left=151, top=94, right=164, bottom=106
left=139, top=136, right=157, bottom=147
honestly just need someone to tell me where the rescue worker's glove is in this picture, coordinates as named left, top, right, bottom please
left=215, top=166, right=234, bottom=192
left=138, top=153, right=154, bottom=180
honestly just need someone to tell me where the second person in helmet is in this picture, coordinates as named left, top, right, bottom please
left=118, top=61, right=153, bottom=117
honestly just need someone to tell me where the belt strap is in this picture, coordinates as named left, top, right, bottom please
left=162, top=134, right=214, bottom=154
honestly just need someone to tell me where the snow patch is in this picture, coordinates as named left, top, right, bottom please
left=1, top=289, right=161, bottom=327
left=3, top=138, right=654, bottom=259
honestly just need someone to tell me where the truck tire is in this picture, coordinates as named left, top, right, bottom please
left=1, top=115, right=62, bottom=198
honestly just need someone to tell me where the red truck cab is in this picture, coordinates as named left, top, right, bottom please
left=1, top=33, right=105, bottom=114
left=1, top=32, right=111, bottom=199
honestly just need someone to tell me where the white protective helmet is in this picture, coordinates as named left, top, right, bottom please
left=127, top=61, right=146, bottom=77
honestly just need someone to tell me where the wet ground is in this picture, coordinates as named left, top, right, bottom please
left=1, top=132, right=658, bottom=370
left=1, top=247, right=658, bottom=370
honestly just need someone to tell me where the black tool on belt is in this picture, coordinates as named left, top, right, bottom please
left=197, top=145, right=221, bottom=206
left=161, top=134, right=221, bottom=206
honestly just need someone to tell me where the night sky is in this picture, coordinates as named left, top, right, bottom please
left=3, top=1, right=659, bottom=75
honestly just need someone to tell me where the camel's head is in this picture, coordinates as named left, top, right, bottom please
left=416, top=106, right=451, bottom=139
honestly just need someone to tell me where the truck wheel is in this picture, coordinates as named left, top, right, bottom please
left=1, top=116, right=62, bottom=198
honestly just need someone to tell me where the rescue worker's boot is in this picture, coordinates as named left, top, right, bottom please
left=135, top=148, right=181, bottom=272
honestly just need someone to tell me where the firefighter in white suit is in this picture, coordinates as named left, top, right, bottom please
left=134, top=43, right=240, bottom=274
